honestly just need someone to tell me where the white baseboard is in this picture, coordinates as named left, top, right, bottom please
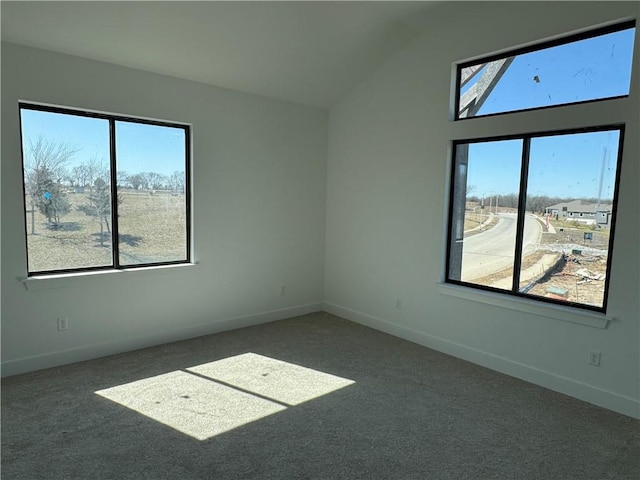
left=1, top=303, right=322, bottom=378
left=322, top=302, right=640, bottom=420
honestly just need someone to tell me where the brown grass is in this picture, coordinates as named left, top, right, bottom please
left=24, top=190, right=187, bottom=273
left=463, top=210, right=498, bottom=237
left=540, top=219, right=610, bottom=249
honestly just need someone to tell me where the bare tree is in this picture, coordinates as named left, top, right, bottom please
left=146, top=172, right=166, bottom=190
left=466, top=184, right=477, bottom=198
left=170, top=170, right=185, bottom=193
left=117, top=170, right=130, bottom=189
left=128, top=173, right=145, bottom=191
left=23, top=137, right=79, bottom=233
left=84, top=157, right=110, bottom=187
left=71, top=164, right=89, bottom=188
left=139, top=171, right=165, bottom=191
left=143, top=172, right=153, bottom=190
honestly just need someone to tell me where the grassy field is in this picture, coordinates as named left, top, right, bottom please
left=25, top=190, right=187, bottom=273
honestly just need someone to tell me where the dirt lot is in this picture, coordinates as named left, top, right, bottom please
left=25, top=190, right=187, bottom=272
left=531, top=218, right=610, bottom=307
left=525, top=254, right=608, bottom=308
left=465, top=216, right=610, bottom=308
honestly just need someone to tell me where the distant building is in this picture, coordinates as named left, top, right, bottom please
left=547, top=200, right=612, bottom=227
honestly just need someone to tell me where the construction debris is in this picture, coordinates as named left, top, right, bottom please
left=545, top=293, right=568, bottom=301
left=575, top=268, right=606, bottom=281
left=546, top=286, right=569, bottom=298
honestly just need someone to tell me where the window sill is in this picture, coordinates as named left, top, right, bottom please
left=437, top=282, right=612, bottom=329
left=22, top=263, right=198, bottom=291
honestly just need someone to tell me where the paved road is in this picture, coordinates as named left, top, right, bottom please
left=461, top=213, right=541, bottom=281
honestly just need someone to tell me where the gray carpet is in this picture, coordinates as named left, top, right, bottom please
left=2, top=312, right=639, bottom=479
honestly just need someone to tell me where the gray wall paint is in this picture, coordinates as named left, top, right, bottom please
left=1, top=43, right=328, bottom=375
left=324, top=2, right=639, bottom=417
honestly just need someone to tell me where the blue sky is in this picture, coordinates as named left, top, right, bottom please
left=465, top=129, right=620, bottom=200
left=461, top=26, right=634, bottom=199
left=463, top=28, right=635, bottom=115
left=20, top=109, right=186, bottom=177
left=115, top=121, right=186, bottom=177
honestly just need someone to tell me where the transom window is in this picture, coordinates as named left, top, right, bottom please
left=455, top=21, right=635, bottom=119
left=19, top=103, right=191, bottom=275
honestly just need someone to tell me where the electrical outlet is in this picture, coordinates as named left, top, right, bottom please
left=588, top=351, right=601, bottom=367
left=280, top=286, right=286, bottom=296
left=57, top=317, right=69, bottom=331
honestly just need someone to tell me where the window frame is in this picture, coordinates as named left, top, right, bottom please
left=19, top=102, right=192, bottom=277
left=453, top=19, right=636, bottom=121
left=445, top=124, right=625, bottom=314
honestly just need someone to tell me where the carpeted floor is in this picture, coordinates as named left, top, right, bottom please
left=2, top=312, right=639, bottom=479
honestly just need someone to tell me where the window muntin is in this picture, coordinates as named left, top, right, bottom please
left=19, top=103, right=190, bottom=276
left=456, top=21, right=635, bottom=119
left=446, top=126, right=623, bottom=312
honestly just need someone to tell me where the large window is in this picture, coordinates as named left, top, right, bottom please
left=447, top=126, right=624, bottom=312
left=446, top=21, right=635, bottom=313
left=19, top=103, right=190, bottom=275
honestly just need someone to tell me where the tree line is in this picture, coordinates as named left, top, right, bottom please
left=466, top=193, right=611, bottom=215
left=23, top=137, right=184, bottom=239
left=69, top=165, right=185, bottom=193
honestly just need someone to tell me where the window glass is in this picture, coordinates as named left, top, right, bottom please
left=457, top=24, right=635, bottom=119
left=20, top=109, right=112, bottom=273
left=116, top=121, right=188, bottom=266
left=519, top=130, right=620, bottom=309
left=448, top=140, right=522, bottom=290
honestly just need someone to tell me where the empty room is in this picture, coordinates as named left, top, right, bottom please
left=1, top=2, right=638, bottom=479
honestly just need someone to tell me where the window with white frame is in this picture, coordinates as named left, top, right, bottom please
left=446, top=21, right=635, bottom=312
left=19, top=103, right=191, bottom=275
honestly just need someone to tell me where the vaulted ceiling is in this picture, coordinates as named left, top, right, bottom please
left=1, top=1, right=439, bottom=108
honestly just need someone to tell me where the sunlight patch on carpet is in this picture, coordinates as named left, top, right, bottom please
left=187, top=353, right=355, bottom=406
left=96, top=370, right=286, bottom=440
left=95, top=353, right=354, bottom=440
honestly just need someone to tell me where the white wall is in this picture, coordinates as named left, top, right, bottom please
left=1, top=43, right=328, bottom=375
left=324, top=1, right=640, bottom=418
